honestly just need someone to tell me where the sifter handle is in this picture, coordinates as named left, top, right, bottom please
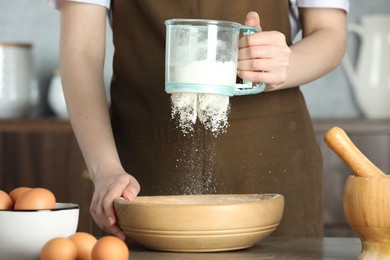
left=234, top=26, right=267, bottom=96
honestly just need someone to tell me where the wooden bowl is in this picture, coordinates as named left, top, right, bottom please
left=343, top=176, right=390, bottom=259
left=114, top=194, right=284, bottom=252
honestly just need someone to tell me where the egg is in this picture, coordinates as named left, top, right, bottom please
left=8, top=187, right=32, bottom=204
left=40, top=237, right=77, bottom=260
left=91, top=236, right=129, bottom=260
left=0, top=190, right=13, bottom=210
left=69, top=232, right=97, bottom=260
left=14, top=188, right=56, bottom=210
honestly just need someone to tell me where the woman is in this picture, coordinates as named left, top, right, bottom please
left=51, top=0, right=348, bottom=239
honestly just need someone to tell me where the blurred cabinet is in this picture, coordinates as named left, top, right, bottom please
left=0, top=119, right=93, bottom=232
left=314, top=119, right=390, bottom=237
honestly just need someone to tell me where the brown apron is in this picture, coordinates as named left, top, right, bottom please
left=110, top=0, right=323, bottom=237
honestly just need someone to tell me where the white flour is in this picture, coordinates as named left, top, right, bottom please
left=171, top=93, right=230, bottom=136
left=198, top=94, right=230, bottom=134
left=171, top=60, right=236, bottom=86
left=170, top=60, right=234, bottom=136
left=170, top=93, right=198, bottom=135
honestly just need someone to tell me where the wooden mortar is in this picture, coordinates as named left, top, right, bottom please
left=343, top=176, right=390, bottom=259
left=324, top=127, right=389, bottom=259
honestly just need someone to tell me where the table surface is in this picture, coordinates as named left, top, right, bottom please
left=128, top=237, right=361, bottom=259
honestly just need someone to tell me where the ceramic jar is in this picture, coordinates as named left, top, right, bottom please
left=0, top=42, right=39, bottom=118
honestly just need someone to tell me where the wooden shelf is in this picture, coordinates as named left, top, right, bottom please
left=313, top=119, right=390, bottom=134
left=0, top=118, right=72, bottom=132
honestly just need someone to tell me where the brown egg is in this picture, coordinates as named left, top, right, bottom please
left=14, top=188, right=56, bottom=210
left=40, top=237, right=77, bottom=260
left=91, top=236, right=129, bottom=260
left=9, top=187, right=32, bottom=204
left=0, top=190, right=13, bottom=210
left=69, top=232, right=97, bottom=260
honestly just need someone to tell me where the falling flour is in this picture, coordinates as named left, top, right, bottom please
left=171, top=93, right=230, bottom=136
left=170, top=93, right=198, bottom=134
left=170, top=93, right=229, bottom=194
left=198, top=94, right=230, bottom=134
left=169, top=60, right=233, bottom=194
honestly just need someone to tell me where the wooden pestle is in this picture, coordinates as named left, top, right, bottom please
left=324, top=126, right=387, bottom=178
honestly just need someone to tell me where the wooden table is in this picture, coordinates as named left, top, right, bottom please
left=127, top=237, right=361, bottom=259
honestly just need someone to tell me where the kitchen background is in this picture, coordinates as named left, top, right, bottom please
left=1, top=0, right=389, bottom=236
left=0, top=0, right=388, bottom=118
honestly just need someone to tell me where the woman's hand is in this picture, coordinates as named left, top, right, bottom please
left=90, top=170, right=140, bottom=240
left=238, top=12, right=291, bottom=91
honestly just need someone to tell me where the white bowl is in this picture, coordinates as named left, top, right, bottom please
left=0, top=203, right=79, bottom=260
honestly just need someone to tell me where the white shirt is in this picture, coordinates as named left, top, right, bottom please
left=289, top=0, right=349, bottom=37
left=48, top=0, right=349, bottom=37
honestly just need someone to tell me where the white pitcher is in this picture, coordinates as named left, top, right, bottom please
left=342, top=15, right=390, bottom=119
left=0, top=43, right=39, bottom=118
